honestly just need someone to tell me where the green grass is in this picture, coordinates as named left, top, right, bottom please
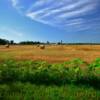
left=0, top=82, right=100, bottom=100
left=0, top=58, right=100, bottom=100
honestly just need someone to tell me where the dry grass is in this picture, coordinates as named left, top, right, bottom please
left=0, top=45, right=100, bottom=63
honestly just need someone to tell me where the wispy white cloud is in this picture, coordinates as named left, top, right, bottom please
left=10, top=0, right=100, bottom=32
left=0, top=27, right=23, bottom=37
left=58, top=3, right=96, bottom=18
left=65, top=18, right=84, bottom=26
left=11, top=0, right=19, bottom=7
left=10, top=0, right=24, bottom=14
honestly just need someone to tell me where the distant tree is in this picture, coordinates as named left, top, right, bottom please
left=47, top=41, right=50, bottom=44
left=57, top=42, right=61, bottom=45
left=10, top=40, right=14, bottom=44
left=0, top=38, right=9, bottom=45
left=61, top=40, right=63, bottom=44
left=19, top=41, right=33, bottom=45
left=19, top=41, right=41, bottom=45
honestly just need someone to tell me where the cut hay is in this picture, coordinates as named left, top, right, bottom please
left=40, top=45, right=45, bottom=49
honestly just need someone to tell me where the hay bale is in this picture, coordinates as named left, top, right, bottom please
left=40, top=45, right=45, bottom=49
left=5, top=44, right=10, bottom=48
left=37, top=44, right=40, bottom=47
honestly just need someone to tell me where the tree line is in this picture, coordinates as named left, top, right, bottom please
left=0, top=38, right=43, bottom=45
left=0, top=38, right=100, bottom=45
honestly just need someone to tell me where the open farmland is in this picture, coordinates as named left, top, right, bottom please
left=0, top=45, right=100, bottom=99
left=0, top=45, right=100, bottom=63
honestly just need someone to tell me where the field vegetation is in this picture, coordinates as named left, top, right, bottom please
left=0, top=43, right=100, bottom=99
left=0, top=45, right=100, bottom=63
left=0, top=58, right=100, bottom=99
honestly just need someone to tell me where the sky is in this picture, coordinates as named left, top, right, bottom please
left=0, top=0, right=100, bottom=43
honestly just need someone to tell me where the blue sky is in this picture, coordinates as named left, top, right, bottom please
left=0, top=0, right=100, bottom=43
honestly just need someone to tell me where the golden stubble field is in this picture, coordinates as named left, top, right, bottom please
left=0, top=45, right=100, bottom=63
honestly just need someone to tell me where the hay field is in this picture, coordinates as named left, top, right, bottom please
left=0, top=45, right=100, bottom=63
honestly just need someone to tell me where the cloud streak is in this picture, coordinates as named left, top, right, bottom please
left=11, top=0, right=19, bottom=7
left=10, top=0, right=100, bottom=32
left=0, top=27, right=23, bottom=37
